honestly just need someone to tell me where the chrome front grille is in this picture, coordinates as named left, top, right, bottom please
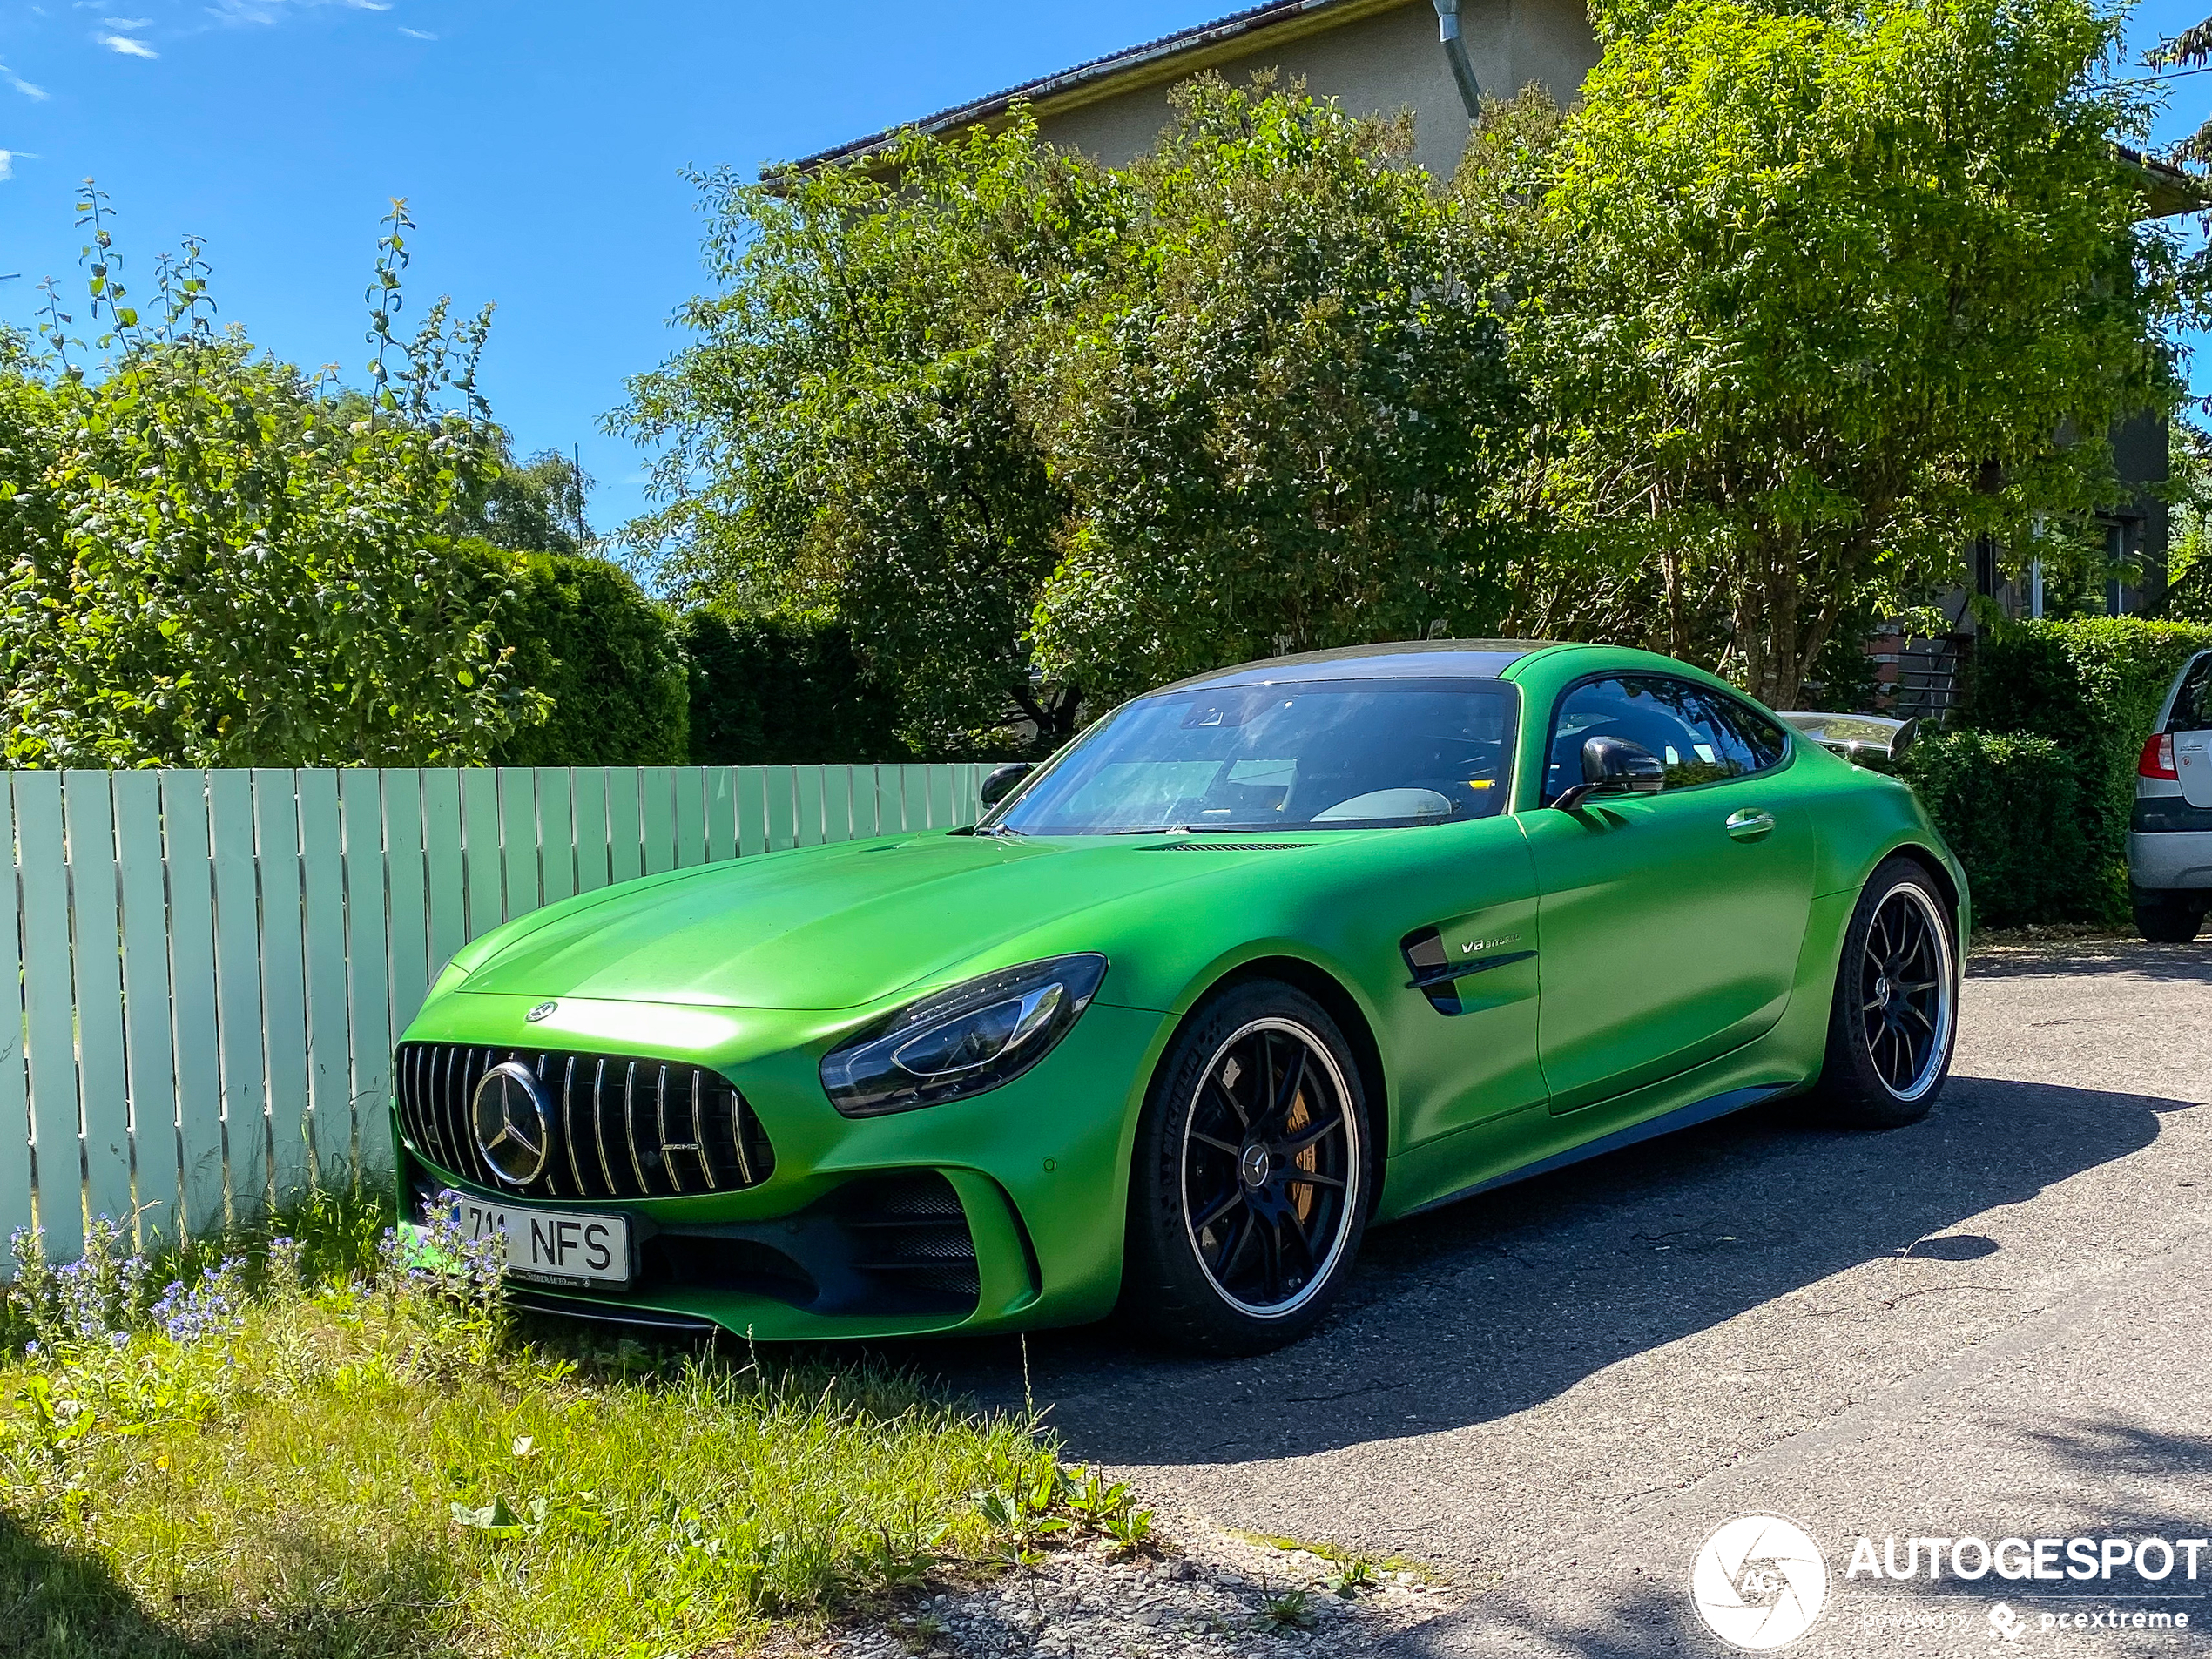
left=396, top=1042, right=774, bottom=1201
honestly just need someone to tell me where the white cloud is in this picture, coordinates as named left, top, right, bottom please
left=0, top=152, right=14, bottom=181
left=103, top=14, right=152, bottom=24
left=399, top=24, right=433, bottom=37
left=1, top=63, right=48, bottom=99
left=98, top=31, right=157, bottom=55
left=209, top=0, right=390, bottom=21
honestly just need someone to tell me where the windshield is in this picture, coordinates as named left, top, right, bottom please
left=986, top=678, right=1520, bottom=836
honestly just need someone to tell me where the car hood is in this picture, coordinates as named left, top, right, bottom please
left=455, top=832, right=1235, bottom=1011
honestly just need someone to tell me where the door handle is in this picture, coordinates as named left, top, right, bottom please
left=1725, top=808, right=1776, bottom=841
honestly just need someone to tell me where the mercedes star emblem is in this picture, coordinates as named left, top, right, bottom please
left=471, top=1061, right=552, bottom=1185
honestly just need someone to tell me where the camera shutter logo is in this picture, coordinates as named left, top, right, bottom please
left=472, top=1061, right=553, bottom=1186
left=1689, top=1514, right=1828, bottom=1651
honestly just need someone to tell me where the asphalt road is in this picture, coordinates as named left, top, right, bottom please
left=927, top=937, right=2212, bottom=1656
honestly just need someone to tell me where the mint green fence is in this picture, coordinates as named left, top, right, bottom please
left=1, top=764, right=989, bottom=1264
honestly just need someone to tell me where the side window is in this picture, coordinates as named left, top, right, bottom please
left=1704, top=692, right=1791, bottom=773
left=1544, top=676, right=1784, bottom=803
left=1544, top=677, right=1720, bottom=799
left=1628, top=678, right=1749, bottom=787
left=2171, top=655, right=2212, bottom=733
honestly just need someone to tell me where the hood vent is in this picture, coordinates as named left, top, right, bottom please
left=1151, top=841, right=1312, bottom=852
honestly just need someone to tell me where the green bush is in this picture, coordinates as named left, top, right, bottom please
left=1964, top=618, right=2212, bottom=918
left=678, top=609, right=910, bottom=766
left=472, top=543, right=690, bottom=767
left=1899, top=731, right=2091, bottom=927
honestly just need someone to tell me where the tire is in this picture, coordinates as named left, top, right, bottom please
left=1121, top=980, right=1374, bottom=1356
left=1814, top=857, right=1959, bottom=1129
left=2132, top=887, right=2206, bottom=944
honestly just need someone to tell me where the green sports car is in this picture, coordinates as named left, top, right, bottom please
left=393, top=641, right=1966, bottom=1354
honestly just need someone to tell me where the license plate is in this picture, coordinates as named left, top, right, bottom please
left=459, top=1199, right=632, bottom=1288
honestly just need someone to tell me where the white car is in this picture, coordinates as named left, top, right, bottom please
left=2129, top=650, right=2212, bottom=942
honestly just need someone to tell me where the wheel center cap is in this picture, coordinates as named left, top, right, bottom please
left=1239, top=1143, right=1271, bottom=1189
left=1874, top=975, right=1892, bottom=1009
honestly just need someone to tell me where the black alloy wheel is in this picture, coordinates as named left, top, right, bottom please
left=1123, top=980, right=1372, bottom=1354
left=1179, top=1017, right=1359, bottom=1318
left=1857, top=885, right=1951, bottom=1099
left=1816, top=857, right=1958, bottom=1128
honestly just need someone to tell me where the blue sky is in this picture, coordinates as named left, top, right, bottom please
left=0, top=0, right=2209, bottom=541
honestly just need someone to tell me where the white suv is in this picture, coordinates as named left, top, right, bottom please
left=2129, top=649, right=2212, bottom=941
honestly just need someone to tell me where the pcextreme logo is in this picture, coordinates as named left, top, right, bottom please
left=1689, top=1515, right=1830, bottom=1651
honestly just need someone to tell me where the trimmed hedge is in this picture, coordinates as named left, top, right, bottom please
left=475, top=544, right=691, bottom=767
left=1963, top=618, right=2212, bottom=920
left=678, top=609, right=910, bottom=766
left=1898, top=732, right=2089, bottom=927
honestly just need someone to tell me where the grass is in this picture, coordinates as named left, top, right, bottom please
left=0, top=1184, right=1077, bottom=1659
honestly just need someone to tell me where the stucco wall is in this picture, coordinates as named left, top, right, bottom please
left=1035, top=0, right=1599, bottom=180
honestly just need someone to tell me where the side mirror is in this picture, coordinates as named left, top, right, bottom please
left=1553, top=735, right=1666, bottom=813
left=979, top=762, right=1035, bottom=808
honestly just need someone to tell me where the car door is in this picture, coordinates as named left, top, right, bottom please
left=1521, top=674, right=1817, bottom=1115
left=2169, top=653, right=2212, bottom=808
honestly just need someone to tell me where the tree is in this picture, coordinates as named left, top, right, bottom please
left=0, top=194, right=536, bottom=767
left=2162, top=421, right=2212, bottom=618
left=451, top=435, right=594, bottom=555
left=618, top=84, right=1534, bottom=742
left=480, top=544, right=689, bottom=765
left=1502, top=0, right=2185, bottom=707
left=615, top=118, right=1098, bottom=754
left=2149, top=15, right=2212, bottom=165
left=1024, top=77, right=1527, bottom=707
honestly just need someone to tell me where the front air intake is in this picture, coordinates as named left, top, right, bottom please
left=396, top=1043, right=774, bottom=1201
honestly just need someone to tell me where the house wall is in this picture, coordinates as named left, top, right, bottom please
left=1035, top=0, right=1600, bottom=180
left=2113, top=410, right=2172, bottom=611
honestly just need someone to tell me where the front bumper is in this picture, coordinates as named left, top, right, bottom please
left=393, top=991, right=1173, bottom=1341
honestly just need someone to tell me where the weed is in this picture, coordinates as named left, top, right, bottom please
left=1059, top=1461, right=1154, bottom=1554
left=1325, top=1554, right=1378, bottom=1597
left=1101, top=1505, right=1154, bottom=1554
left=974, top=1460, right=1069, bottom=1551
left=1260, top=1584, right=1318, bottom=1633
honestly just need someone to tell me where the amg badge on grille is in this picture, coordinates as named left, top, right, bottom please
left=472, top=1061, right=553, bottom=1185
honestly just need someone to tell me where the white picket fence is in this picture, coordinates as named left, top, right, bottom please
left=0, top=763, right=991, bottom=1264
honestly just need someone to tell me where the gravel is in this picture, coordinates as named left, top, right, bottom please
left=816, top=1531, right=1460, bottom=1658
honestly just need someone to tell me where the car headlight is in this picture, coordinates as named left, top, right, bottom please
left=819, top=954, right=1109, bottom=1117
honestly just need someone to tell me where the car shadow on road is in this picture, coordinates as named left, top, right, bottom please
left=900, top=1076, right=2192, bottom=1469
